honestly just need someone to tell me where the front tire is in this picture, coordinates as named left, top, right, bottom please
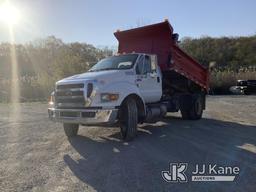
left=63, top=123, right=79, bottom=137
left=119, top=98, right=138, bottom=141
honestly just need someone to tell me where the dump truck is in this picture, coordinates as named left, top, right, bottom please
left=48, top=20, right=209, bottom=140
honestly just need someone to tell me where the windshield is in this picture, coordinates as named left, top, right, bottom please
left=89, top=54, right=138, bottom=72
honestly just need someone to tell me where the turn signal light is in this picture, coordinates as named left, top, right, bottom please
left=101, top=93, right=119, bottom=102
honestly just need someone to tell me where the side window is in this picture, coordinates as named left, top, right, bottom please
left=143, top=55, right=151, bottom=74
left=136, top=55, right=144, bottom=74
left=136, top=55, right=152, bottom=75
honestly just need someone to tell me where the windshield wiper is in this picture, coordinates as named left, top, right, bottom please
left=89, top=68, right=117, bottom=72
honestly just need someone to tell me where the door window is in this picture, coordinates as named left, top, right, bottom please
left=143, top=55, right=151, bottom=74
left=136, top=55, right=144, bottom=75
left=136, top=55, right=152, bottom=75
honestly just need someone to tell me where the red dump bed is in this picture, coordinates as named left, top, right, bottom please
left=114, top=21, right=209, bottom=90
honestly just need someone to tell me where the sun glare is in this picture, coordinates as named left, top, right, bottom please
left=0, top=2, right=20, bottom=25
left=0, top=1, right=22, bottom=122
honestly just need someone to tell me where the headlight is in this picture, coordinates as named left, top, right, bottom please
left=49, top=91, right=55, bottom=106
left=100, top=93, right=119, bottom=102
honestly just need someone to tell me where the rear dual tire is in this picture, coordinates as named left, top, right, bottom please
left=180, top=94, right=203, bottom=120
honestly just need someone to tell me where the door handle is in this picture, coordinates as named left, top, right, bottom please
left=157, top=77, right=160, bottom=83
left=135, top=78, right=142, bottom=82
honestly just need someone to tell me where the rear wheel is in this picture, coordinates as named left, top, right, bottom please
left=119, top=98, right=138, bottom=141
left=180, top=94, right=203, bottom=120
left=63, top=123, right=79, bottom=137
left=189, top=95, right=203, bottom=120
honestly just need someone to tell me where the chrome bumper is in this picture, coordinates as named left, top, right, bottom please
left=48, top=107, right=118, bottom=125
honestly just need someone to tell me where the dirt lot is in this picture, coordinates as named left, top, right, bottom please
left=0, top=96, right=255, bottom=192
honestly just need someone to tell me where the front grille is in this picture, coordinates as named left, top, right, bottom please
left=57, top=83, right=84, bottom=89
left=56, top=91, right=83, bottom=97
left=57, top=97, right=84, bottom=103
left=82, top=111, right=96, bottom=118
left=60, top=111, right=79, bottom=117
left=55, top=83, right=85, bottom=108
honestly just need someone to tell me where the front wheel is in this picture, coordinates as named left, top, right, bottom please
left=63, top=123, right=79, bottom=137
left=119, top=98, right=138, bottom=141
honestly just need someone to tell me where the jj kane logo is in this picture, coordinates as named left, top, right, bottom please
left=162, top=163, right=188, bottom=182
left=162, top=163, right=239, bottom=183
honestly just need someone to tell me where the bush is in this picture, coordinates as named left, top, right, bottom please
left=0, top=36, right=114, bottom=102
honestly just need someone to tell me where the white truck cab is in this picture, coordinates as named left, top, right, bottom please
left=48, top=53, right=165, bottom=140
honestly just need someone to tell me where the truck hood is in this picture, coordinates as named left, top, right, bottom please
left=57, top=70, right=134, bottom=84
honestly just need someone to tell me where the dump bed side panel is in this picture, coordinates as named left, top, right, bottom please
left=114, top=21, right=209, bottom=90
left=172, top=45, right=209, bottom=89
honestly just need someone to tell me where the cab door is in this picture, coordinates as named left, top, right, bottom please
left=135, top=55, right=162, bottom=103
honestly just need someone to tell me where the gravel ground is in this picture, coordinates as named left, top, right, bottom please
left=0, top=96, right=255, bottom=192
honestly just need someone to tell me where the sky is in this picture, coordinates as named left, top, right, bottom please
left=0, top=0, right=256, bottom=47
